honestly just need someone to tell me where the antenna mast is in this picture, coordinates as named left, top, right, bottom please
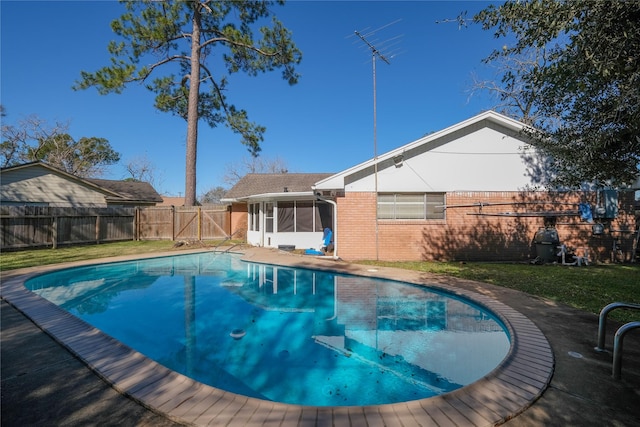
left=354, top=29, right=393, bottom=261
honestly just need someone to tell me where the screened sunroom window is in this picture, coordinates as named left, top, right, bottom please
left=295, top=201, right=315, bottom=232
left=265, top=203, right=274, bottom=232
left=378, top=193, right=445, bottom=220
left=276, top=201, right=332, bottom=232
left=248, top=203, right=260, bottom=231
left=277, top=202, right=295, bottom=232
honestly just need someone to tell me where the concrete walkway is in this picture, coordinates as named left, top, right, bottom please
left=2, top=248, right=639, bottom=426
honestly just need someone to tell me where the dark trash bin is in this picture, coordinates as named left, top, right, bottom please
left=533, top=227, right=560, bottom=262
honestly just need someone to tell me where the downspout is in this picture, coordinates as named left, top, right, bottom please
left=316, top=194, right=339, bottom=260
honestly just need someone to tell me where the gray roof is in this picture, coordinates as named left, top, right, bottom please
left=224, top=173, right=333, bottom=200
left=87, top=179, right=163, bottom=203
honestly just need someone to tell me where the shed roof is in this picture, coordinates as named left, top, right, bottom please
left=87, top=179, right=163, bottom=203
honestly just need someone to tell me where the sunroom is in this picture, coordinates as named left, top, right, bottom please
left=222, top=173, right=335, bottom=251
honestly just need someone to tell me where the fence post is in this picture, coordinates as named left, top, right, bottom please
left=171, top=206, right=176, bottom=241
left=95, top=214, right=100, bottom=244
left=52, top=216, right=58, bottom=249
left=198, top=207, right=202, bottom=240
left=134, top=207, right=139, bottom=241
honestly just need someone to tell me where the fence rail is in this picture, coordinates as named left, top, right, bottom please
left=1, top=206, right=231, bottom=250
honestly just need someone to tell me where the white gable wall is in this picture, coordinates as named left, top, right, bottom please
left=346, top=127, right=540, bottom=192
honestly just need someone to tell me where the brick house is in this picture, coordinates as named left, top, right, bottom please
left=227, top=111, right=637, bottom=262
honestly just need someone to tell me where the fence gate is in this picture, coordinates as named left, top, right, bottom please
left=138, top=206, right=230, bottom=241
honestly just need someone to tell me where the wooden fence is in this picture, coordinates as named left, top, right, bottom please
left=137, top=206, right=230, bottom=241
left=1, top=206, right=231, bottom=250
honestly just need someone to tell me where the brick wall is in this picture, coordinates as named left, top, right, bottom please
left=230, top=202, right=247, bottom=240
left=336, top=191, right=637, bottom=262
left=336, top=192, right=378, bottom=260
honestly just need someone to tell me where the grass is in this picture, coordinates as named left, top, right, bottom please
left=0, top=240, right=234, bottom=271
left=2, top=241, right=638, bottom=323
left=359, top=260, right=640, bottom=323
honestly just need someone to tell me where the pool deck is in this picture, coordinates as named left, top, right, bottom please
left=2, top=247, right=639, bottom=426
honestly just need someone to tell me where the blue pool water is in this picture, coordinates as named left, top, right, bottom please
left=25, top=252, right=510, bottom=406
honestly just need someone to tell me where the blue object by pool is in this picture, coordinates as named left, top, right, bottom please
left=25, top=253, right=510, bottom=407
left=304, top=249, right=324, bottom=255
left=322, top=228, right=332, bottom=247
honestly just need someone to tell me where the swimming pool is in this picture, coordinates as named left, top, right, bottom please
left=25, top=252, right=510, bottom=407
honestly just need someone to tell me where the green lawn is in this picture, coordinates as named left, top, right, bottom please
left=0, top=240, right=233, bottom=271
left=1, top=241, right=176, bottom=270
left=2, top=241, right=638, bottom=323
left=359, top=260, right=640, bottom=323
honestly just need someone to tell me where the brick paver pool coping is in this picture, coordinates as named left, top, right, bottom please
left=1, top=250, right=553, bottom=426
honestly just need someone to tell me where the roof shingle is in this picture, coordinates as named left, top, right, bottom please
left=224, top=173, right=333, bottom=199
left=87, top=179, right=163, bottom=203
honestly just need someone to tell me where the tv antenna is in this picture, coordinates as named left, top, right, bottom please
left=353, top=21, right=401, bottom=261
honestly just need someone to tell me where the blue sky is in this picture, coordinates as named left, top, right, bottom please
left=1, top=1, right=503, bottom=197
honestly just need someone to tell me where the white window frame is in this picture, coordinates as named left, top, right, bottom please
left=377, top=193, right=446, bottom=220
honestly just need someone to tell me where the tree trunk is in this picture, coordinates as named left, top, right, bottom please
left=184, top=4, right=202, bottom=206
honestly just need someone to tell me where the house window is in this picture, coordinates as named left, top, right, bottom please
left=378, top=193, right=445, bottom=220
